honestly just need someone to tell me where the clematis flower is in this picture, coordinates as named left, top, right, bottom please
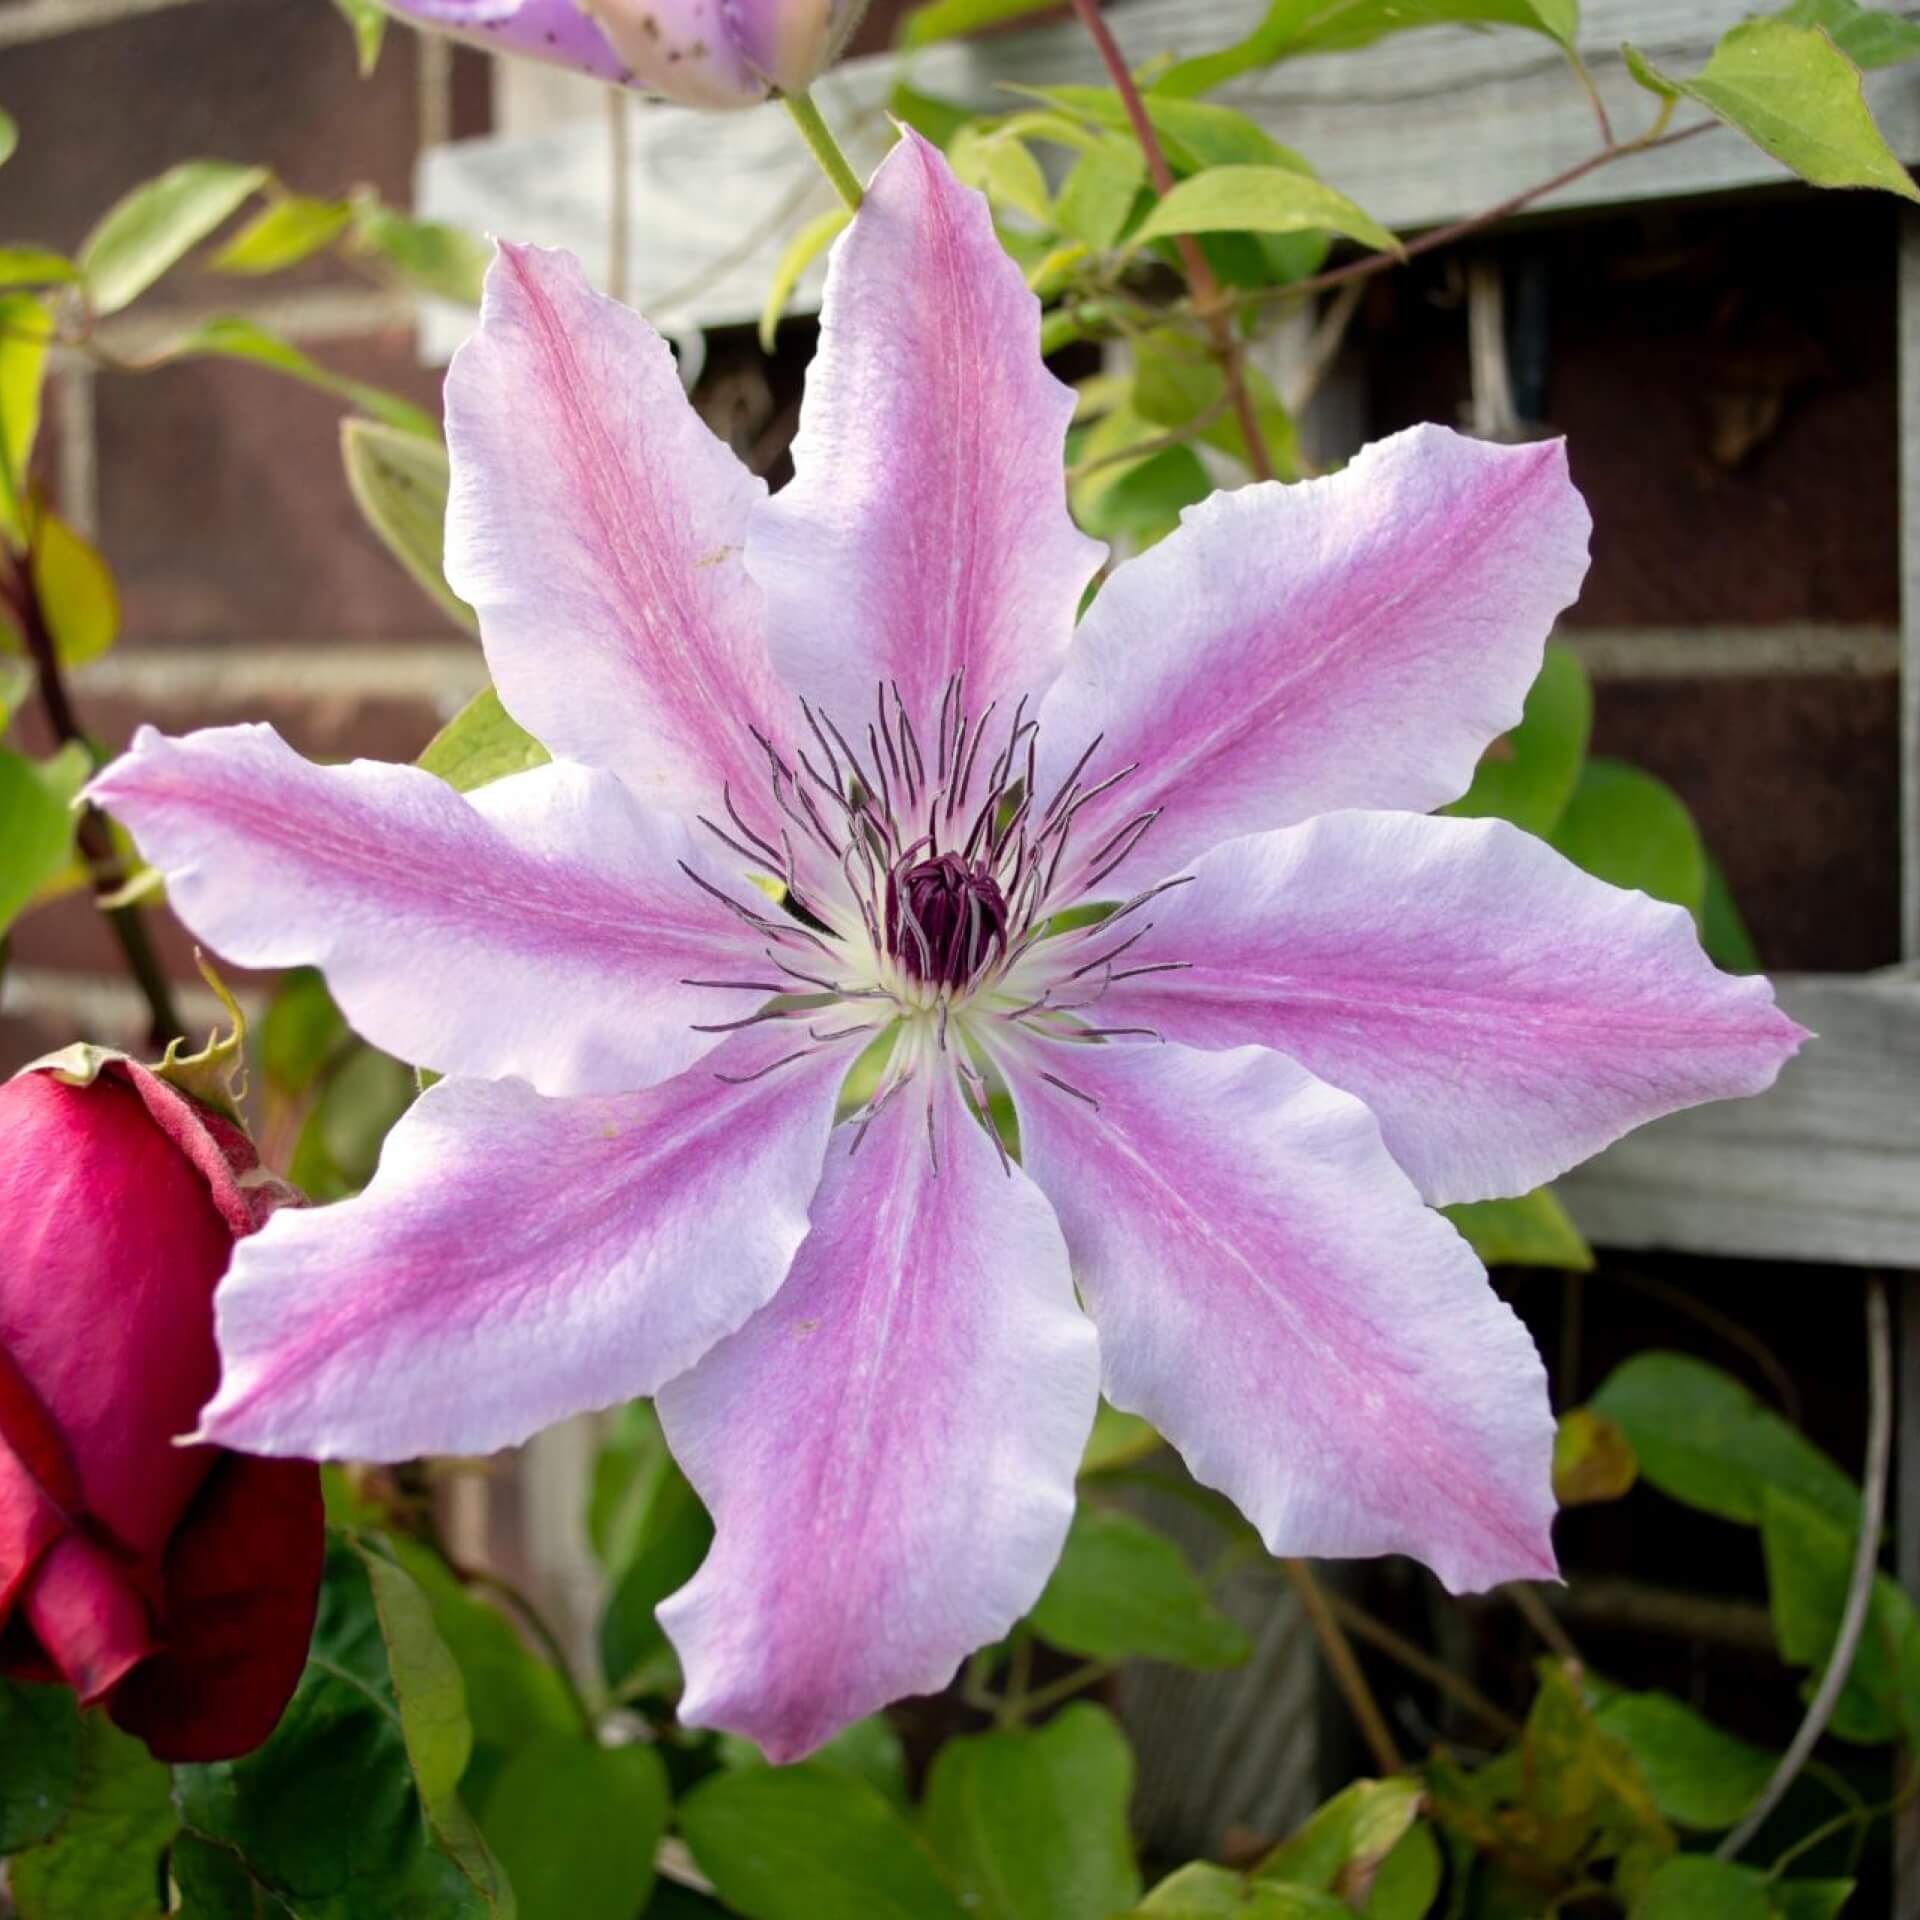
left=89, top=132, right=1804, bottom=1761
left=0, top=1053, right=321, bottom=1762
left=379, top=0, right=867, bottom=110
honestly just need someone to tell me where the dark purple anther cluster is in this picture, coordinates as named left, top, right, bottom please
left=885, top=852, right=1011, bottom=990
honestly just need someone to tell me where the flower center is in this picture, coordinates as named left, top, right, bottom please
left=885, top=852, right=1010, bottom=990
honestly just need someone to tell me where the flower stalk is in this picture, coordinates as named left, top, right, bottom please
left=783, top=91, right=864, bottom=214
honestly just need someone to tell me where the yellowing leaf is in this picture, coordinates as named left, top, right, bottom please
left=0, top=292, right=52, bottom=548
left=1133, top=165, right=1398, bottom=255
left=761, top=205, right=850, bottom=352
left=31, top=510, right=118, bottom=667
left=1553, top=1409, right=1639, bottom=1506
left=0, top=248, right=78, bottom=292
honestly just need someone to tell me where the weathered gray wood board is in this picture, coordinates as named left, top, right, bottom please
left=417, top=0, right=1920, bottom=350
left=1556, top=973, right=1920, bottom=1268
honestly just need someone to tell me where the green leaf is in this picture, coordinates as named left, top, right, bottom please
left=1444, top=641, right=1592, bottom=837
left=287, top=1042, right=415, bottom=1200
left=214, top=194, right=354, bottom=275
left=1627, top=21, right=1920, bottom=200
left=1255, top=1777, right=1423, bottom=1896
left=342, top=417, right=475, bottom=628
left=333, top=0, right=390, bottom=72
left=1552, top=1408, right=1639, bottom=1507
left=680, top=1764, right=968, bottom=1920
left=79, top=161, right=268, bottom=315
left=921, top=1704, right=1140, bottom=1920
left=597, top=1452, right=711, bottom=1700
left=1135, top=1862, right=1344, bottom=1915
left=351, top=194, right=491, bottom=305
left=888, top=81, right=977, bottom=149
left=1443, top=1188, right=1594, bottom=1271
left=761, top=205, right=850, bottom=351
left=156, top=315, right=439, bottom=439
left=951, top=127, right=1054, bottom=225
left=1632, top=1854, right=1776, bottom=1920
left=1588, top=1689, right=1774, bottom=1830
left=1360, top=1822, right=1442, bottom=1918
left=1760, top=1484, right=1920, bottom=1744
left=0, top=653, right=32, bottom=723
left=1131, top=333, right=1299, bottom=478
left=0, top=109, right=15, bottom=167
left=358, top=1542, right=477, bottom=1803
left=479, top=1737, right=667, bottom=1920
left=1154, top=0, right=1577, bottom=98
left=1776, top=0, right=1920, bottom=68
left=1589, top=1351, right=1857, bottom=1527
left=1133, top=165, right=1398, bottom=255
left=1702, top=852, right=1762, bottom=972
left=1773, top=1882, right=1858, bottom=1920
left=7, top=1715, right=173, bottom=1920
left=258, top=966, right=349, bottom=1098
left=1549, top=758, right=1707, bottom=917
left=1081, top=1401, right=1162, bottom=1476
left=722, top=1714, right=912, bottom=1811
left=0, top=741, right=86, bottom=935
left=175, top=1538, right=511, bottom=1918
left=32, top=508, right=118, bottom=666
left=0, top=1678, right=81, bottom=1851
left=0, top=292, right=53, bottom=547
left=900, top=0, right=1061, bottom=44
left=1054, top=138, right=1150, bottom=250
left=1029, top=1504, right=1251, bottom=1668
left=0, top=247, right=79, bottom=292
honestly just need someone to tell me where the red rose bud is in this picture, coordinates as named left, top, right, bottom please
left=0, top=1053, right=323, bottom=1762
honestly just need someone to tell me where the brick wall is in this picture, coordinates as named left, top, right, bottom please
left=0, top=0, right=493, bottom=1066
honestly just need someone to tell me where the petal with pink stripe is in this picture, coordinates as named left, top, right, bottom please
left=1008, top=1037, right=1557, bottom=1594
left=748, top=130, right=1103, bottom=744
left=658, top=1063, right=1099, bottom=1761
left=1033, top=425, right=1592, bottom=891
left=1085, top=811, right=1807, bottom=1204
left=192, top=1030, right=852, bottom=1463
left=89, top=723, right=772, bottom=1096
left=445, top=243, right=788, bottom=816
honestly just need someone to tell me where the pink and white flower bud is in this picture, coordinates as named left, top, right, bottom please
left=381, top=0, right=867, bottom=109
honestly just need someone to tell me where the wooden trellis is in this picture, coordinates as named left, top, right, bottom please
left=417, top=0, right=1920, bottom=1900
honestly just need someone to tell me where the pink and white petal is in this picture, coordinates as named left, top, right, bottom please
left=193, top=1030, right=854, bottom=1462
left=1006, top=1037, right=1557, bottom=1593
left=444, top=243, right=788, bottom=816
left=1084, top=811, right=1807, bottom=1205
left=1033, top=425, right=1591, bottom=891
left=658, top=1063, right=1099, bottom=1761
left=748, top=129, right=1103, bottom=743
left=89, top=723, right=771, bottom=1097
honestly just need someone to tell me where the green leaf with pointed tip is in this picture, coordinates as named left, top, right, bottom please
left=0, top=291, right=52, bottom=547
left=761, top=205, right=850, bottom=350
left=7, top=1715, right=174, bottom=1920
left=0, top=1679, right=81, bottom=1852
left=1777, top=0, right=1920, bottom=68
left=1702, top=851, right=1762, bottom=972
left=416, top=689, right=549, bottom=795
left=79, top=161, right=268, bottom=314
left=1133, top=166, right=1398, bottom=254
left=1255, top=1777, right=1423, bottom=1894
left=680, top=1764, right=968, bottom=1920
left=174, top=1538, right=510, bottom=1918
left=1631, top=21, right=1920, bottom=200
left=1443, top=1187, right=1593, bottom=1271
left=1774, top=1881, right=1860, bottom=1920
left=154, top=315, right=439, bottom=438
left=922, top=1704, right=1141, bottom=1920
left=352, top=194, right=490, bottom=305
left=0, top=740, right=87, bottom=936
left=1029, top=1505, right=1251, bottom=1668
left=0, top=248, right=78, bottom=292
left=1134, top=1861, right=1343, bottom=1915
left=1549, top=757, right=1707, bottom=917
left=214, top=194, right=354, bottom=275
left=479, top=1737, right=667, bottom=1920
left=1586, top=1688, right=1773, bottom=1830
left=1589, top=1351, right=1857, bottom=1527
left=333, top=0, right=390, bottom=72
left=342, top=418, right=474, bottom=635
left=1444, top=642, right=1592, bottom=837
left=900, top=0, right=1061, bottom=43
left=1154, top=0, right=1577, bottom=98
left=0, top=109, right=16, bottom=167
